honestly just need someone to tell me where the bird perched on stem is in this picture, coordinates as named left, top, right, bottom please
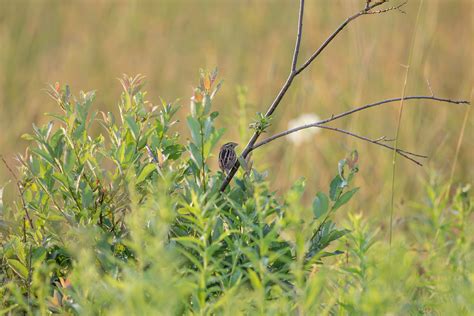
left=218, top=142, right=238, bottom=175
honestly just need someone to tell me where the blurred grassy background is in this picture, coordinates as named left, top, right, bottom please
left=0, top=0, right=472, bottom=223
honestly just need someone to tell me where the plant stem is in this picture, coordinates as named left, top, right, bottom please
left=389, top=0, right=424, bottom=247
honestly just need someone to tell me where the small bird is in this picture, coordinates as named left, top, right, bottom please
left=218, top=142, right=238, bottom=175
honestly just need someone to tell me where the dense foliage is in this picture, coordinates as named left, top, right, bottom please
left=0, top=72, right=472, bottom=315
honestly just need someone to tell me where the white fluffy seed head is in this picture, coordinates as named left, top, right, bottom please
left=287, top=113, right=321, bottom=145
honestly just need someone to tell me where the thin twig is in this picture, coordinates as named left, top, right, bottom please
left=253, top=124, right=425, bottom=166
left=295, top=1, right=407, bottom=76
left=367, top=0, right=390, bottom=9
left=252, top=95, right=469, bottom=153
left=292, top=0, right=305, bottom=72
left=315, top=96, right=469, bottom=126
left=365, top=1, right=407, bottom=15
left=374, top=136, right=396, bottom=143
left=295, top=12, right=361, bottom=76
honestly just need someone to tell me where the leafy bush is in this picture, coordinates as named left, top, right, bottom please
left=0, top=71, right=362, bottom=314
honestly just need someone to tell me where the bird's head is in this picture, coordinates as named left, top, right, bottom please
left=224, top=142, right=238, bottom=149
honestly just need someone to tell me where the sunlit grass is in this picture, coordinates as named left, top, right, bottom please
left=0, top=0, right=471, bottom=240
left=0, top=50, right=471, bottom=313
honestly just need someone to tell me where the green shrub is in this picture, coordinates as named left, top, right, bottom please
left=1, top=71, right=472, bottom=315
left=1, top=71, right=360, bottom=314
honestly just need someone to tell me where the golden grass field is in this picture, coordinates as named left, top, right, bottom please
left=0, top=0, right=472, bottom=226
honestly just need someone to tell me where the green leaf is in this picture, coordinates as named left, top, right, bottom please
left=188, top=143, right=203, bottom=168
left=136, top=164, right=156, bottom=184
left=186, top=117, right=202, bottom=146
left=123, top=90, right=132, bottom=110
left=312, top=192, right=329, bottom=219
left=203, top=94, right=212, bottom=115
left=173, top=236, right=205, bottom=249
left=163, top=144, right=184, bottom=160
left=247, top=269, right=263, bottom=290
left=7, top=259, right=28, bottom=280
left=329, top=175, right=343, bottom=201
left=291, top=178, right=306, bottom=195
left=46, top=112, right=67, bottom=123
left=212, top=217, right=224, bottom=243
left=124, top=115, right=140, bottom=140
left=332, top=188, right=359, bottom=211
left=203, top=117, right=213, bottom=139
left=338, top=158, right=347, bottom=179
left=72, top=120, right=86, bottom=141
left=31, top=247, right=47, bottom=265
left=21, top=133, right=36, bottom=141
left=63, top=148, right=75, bottom=173
left=53, top=172, right=69, bottom=188
left=209, top=128, right=225, bottom=151
left=319, top=250, right=345, bottom=258
left=81, top=185, right=94, bottom=209
left=30, top=148, right=55, bottom=167
left=326, top=229, right=351, bottom=243
left=210, top=111, right=219, bottom=120
left=0, top=304, right=19, bottom=314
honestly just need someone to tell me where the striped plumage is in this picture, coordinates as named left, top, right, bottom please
left=218, top=142, right=238, bottom=175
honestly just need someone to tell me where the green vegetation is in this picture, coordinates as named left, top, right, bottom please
left=1, top=72, right=472, bottom=314
left=0, top=1, right=472, bottom=314
left=0, top=1, right=472, bottom=208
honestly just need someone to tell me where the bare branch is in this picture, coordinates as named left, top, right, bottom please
left=295, top=11, right=363, bottom=76
left=314, top=95, right=469, bottom=126
left=365, top=1, right=407, bottom=14
left=265, top=0, right=305, bottom=119
left=253, top=124, right=425, bottom=166
left=366, top=0, right=390, bottom=11
left=374, top=136, right=395, bottom=143
left=365, top=0, right=372, bottom=11
left=251, top=95, right=469, bottom=155
left=292, top=0, right=305, bottom=72
left=295, top=1, right=407, bottom=76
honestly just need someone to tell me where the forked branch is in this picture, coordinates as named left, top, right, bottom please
left=251, top=95, right=469, bottom=165
left=219, top=0, right=467, bottom=192
left=255, top=125, right=426, bottom=166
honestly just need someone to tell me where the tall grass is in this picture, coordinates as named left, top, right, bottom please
left=1, top=1, right=471, bottom=215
